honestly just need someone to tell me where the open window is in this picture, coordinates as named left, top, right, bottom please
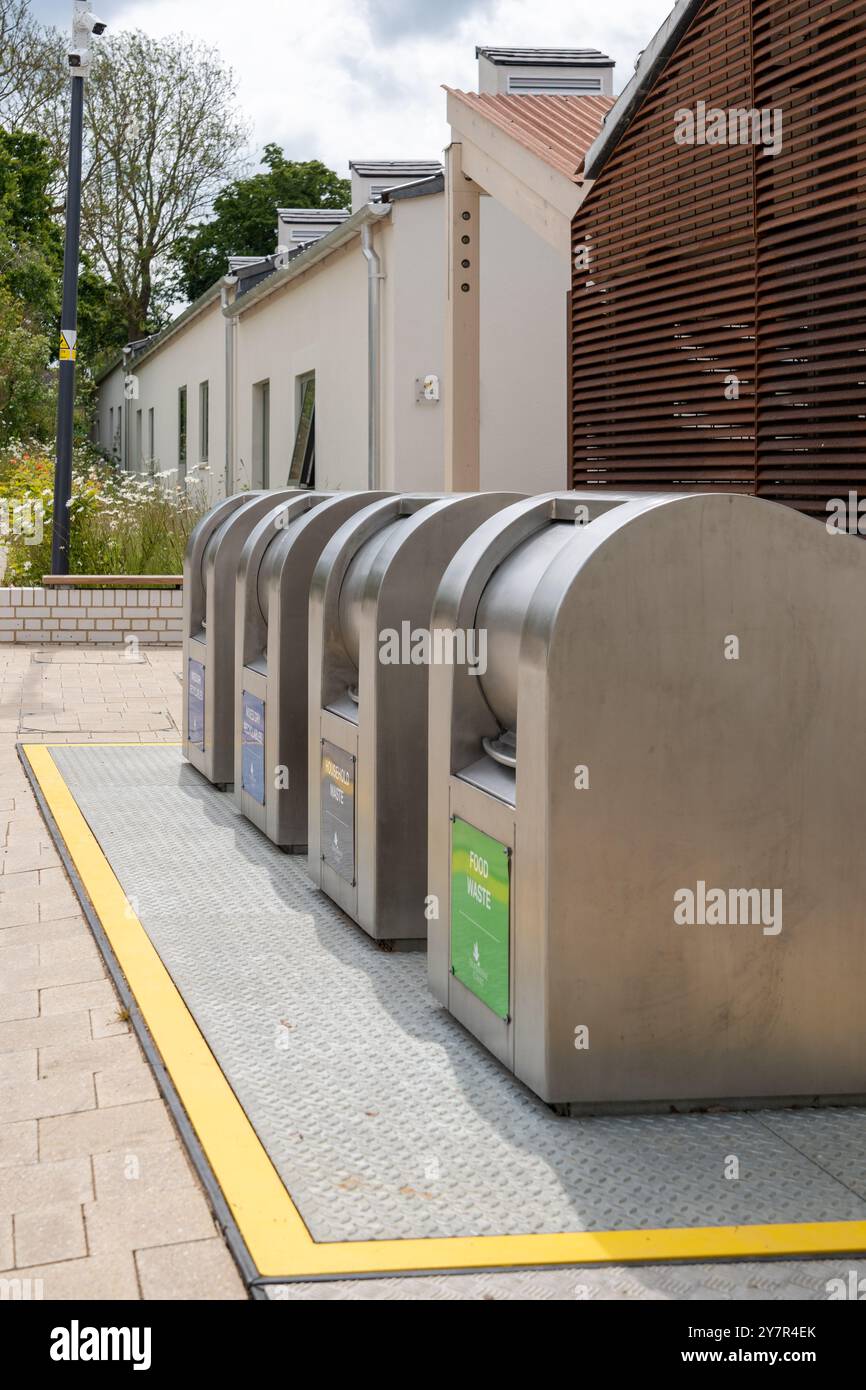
left=178, top=386, right=187, bottom=480
left=289, top=372, right=315, bottom=488
left=199, top=381, right=209, bottom=463
left=252, top=379, right=270, bottom=488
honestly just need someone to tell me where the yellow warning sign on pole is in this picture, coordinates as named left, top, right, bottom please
left=59, top=330, right=77, bottom=362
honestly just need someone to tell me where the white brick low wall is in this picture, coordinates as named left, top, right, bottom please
left=0, top=587, right=183, bottom=644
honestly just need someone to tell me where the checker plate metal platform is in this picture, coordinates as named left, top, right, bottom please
left=21, top=743, right=866, bottom=1291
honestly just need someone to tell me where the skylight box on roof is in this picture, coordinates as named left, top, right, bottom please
left=477, top=46, right=614, bottom=98
left=348, top=160, right=443, bottom=213
left=276, top=208, right=350, bottom=252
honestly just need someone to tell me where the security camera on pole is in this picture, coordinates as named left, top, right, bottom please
left=50, top=3, right=107, bottom=575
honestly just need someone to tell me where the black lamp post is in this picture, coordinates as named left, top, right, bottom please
left=50, top=2, right=107, bottom=574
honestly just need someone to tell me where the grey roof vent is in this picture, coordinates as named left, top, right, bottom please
left=349, top=160, right=443, bottom=179
left=475, top=46, right=614, bottom=67
left=276, top=208, right=350, bottom=224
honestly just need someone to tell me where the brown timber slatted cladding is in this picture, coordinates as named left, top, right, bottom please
left=752, top=0, right=866, bottom=514
left=571, top=0, right=866, bottom=518
left=572, top=0, right=758, bottom=493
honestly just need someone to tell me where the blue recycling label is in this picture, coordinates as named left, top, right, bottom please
left=241, top=691, right=266, bottom=804
left=187, top=659, right=205, bottom=749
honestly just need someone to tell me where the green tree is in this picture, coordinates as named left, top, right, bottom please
left=0, top=6, right=253, bottom=439
left=76, top=30, right=249, bottom=339
left=0, top=274, right=53, bottom=444
left=4, top=22, right=250, bottom=342
left=172, top=144, right=350, bottom=303
left=77, top=265, right=128, bottom=367
left=0, top=0, right=60, bottom=132
left=0, top=126, right=57, bottom=442
left=0, top=123, right=120, bottom=408
left=0, top=127, right=62, bottom=334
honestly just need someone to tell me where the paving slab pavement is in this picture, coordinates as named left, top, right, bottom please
left=0, top=644, right=245, bottom=1301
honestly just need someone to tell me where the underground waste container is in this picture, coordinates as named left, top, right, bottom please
left=234, top=489, right=392, bottom=847
left=308, top=491, right=521, bottom=944
left=427, top=490, right=866, bottom=1110
left=182, top=488, right=300, bottom=786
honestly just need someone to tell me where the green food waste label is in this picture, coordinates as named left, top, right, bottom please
left=450, top=818, right=510, bottom=1020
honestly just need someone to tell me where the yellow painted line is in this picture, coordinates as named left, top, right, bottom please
left=23, top=741, right=866, bottom=1280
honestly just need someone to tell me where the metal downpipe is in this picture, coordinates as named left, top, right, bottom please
left=221, top=276, right=237, bottom=498
left=361, top=221, right=384, bottom=490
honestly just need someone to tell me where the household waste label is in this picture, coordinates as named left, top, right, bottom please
left=187, top=659, right=205, bottom=749
left=241, top=692, right=265, bottom=804
left=450, top=818, right=510, bottom=1019
left=321, top=741, right=355, bottom=884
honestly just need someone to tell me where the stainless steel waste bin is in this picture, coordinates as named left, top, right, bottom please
left=234, top=489, right=391, bottom=847
left=428, top=491, right=866, bottom=1110
left=308, top=491, right=521, bottom=943
left=182, top=489, right=300, bottom=786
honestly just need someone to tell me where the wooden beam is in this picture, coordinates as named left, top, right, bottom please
left=41, top=574, right=182, bottom=588
left=444, top=143, right=480, bottom=492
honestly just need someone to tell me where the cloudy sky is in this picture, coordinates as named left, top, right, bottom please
left=31, top=0, right=674, bottom=176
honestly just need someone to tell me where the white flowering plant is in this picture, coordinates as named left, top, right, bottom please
left=0, top=440, right=208, bottom=582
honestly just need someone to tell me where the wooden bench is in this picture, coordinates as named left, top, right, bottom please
left=41, top=575, right=183, bottom=588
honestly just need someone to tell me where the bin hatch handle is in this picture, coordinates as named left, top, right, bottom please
left=482, top=730, right=517, bottom=769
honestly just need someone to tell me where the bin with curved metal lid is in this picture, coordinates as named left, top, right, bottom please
left=427, top=490, right=866, bottom=1110
left=308, top=490, right=522, bottom=944
left=182, top=488, right=301, bottom=786
left=233, top=490, right=392, bottom=847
